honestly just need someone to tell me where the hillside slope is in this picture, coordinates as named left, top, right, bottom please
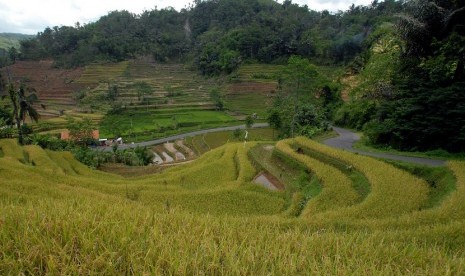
left=0, top=33, right=32, bottom=51
left=1, top=138, right=465, bottom=273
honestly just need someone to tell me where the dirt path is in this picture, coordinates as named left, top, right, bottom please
left=323, top=127, right=446, bottom=167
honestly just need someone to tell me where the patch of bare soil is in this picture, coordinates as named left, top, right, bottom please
left=176, top=140, right=196, bottom=158
left=1, top=60, right=85, bottom=117
left=340, top=74, right=358, bottom=102
left=228, top=82, right=277, bottom=94
left=161, top=152, right=174, bottom=163
left=263, top=145, right=274, bottom=151
left=253, top=171, right=285, bottom=191
left=152, top=151, right=164, bottom=165
left=164, top=142, right=186, bottom=161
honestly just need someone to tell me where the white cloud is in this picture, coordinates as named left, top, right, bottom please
left=0, top=0, right=189, bottom=34
left=0, top=0, right=375, bottom=35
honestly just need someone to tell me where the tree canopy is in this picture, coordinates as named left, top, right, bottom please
left=16, top=0, right=403, bottom=73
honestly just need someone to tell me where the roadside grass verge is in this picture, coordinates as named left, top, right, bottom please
left=184, top=128, right=275, bottom=155
left=354, top=136, right=465, bottom=160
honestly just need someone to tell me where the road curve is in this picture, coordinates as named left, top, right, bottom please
left=98, top=123, right=446, bottom=166
left=323, top=127, right=446, bottom=167
left=97, top=123, right=269, bottom=152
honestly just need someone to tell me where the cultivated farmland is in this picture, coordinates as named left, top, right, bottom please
left=1, top=136, right=465, bottom=274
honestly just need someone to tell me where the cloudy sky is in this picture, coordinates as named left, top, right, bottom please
left=0, top=0, right=373, bottom=35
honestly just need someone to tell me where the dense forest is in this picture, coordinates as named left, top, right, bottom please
left=17, top=0, right=402, bottom=71
left=4, top=0, right=465, bottom=153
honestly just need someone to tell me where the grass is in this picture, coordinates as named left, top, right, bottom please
left=1, top=137, right=465, bottom=273
left=354, top=135, right=465, bottom=160
left=99, top=109, right=237, bottom=142
left=225, top=64, right=282, bottom=118
left=224, top=92, right=272, bottom=118
left=76, top=61, right=130, bottom=84
left=276, top=139, right=361, bottom=216
left=184, top=128, right=275, bottom=155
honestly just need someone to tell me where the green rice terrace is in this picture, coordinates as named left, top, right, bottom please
left=1, top=60, right=280, bottom=141
left=1, top=135, right=465, bottom=274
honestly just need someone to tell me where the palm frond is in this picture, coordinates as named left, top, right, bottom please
left=26, top=93, right=39, bottom=103
left=27, top=106, right=40, bottom=123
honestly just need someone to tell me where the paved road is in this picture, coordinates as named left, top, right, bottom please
left=323, top=127, right=446, bottom=167
left=98, top=123, right=446, bottom=166
left=97, top=123, right=269, bottom=151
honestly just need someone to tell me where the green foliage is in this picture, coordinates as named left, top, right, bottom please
left=334, top=100, right=378, bottom=130
left=209, top=88, right=224, bottom=111
left=6, top=82, right=41, bottom=145
left=132, top=81, right=153, bottom=101
left=245, top=114, right=254, bottom=128
left=18, top=0, right=403, bottom=71
left=338, top=0, right=465, bottom=153
left=99, top=109, right=236, bottom=142
left=266, top=56, right=334, bottom=138
left=65, top=117, right=95, bottom=145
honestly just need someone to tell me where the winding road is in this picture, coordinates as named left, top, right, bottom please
left=101, top=124, right=446, bottom=166
left=98, top=123, right=269, bottom=151
left=323, top=127, right=445, bottom=167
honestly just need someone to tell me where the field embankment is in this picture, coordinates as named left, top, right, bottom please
left=1, top=137, right=465, bottom=273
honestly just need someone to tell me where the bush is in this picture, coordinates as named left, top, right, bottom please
left=334, top=101, right=377, bottom=130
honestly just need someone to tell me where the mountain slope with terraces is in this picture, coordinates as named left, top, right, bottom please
left=1, top=60, right=85, bottom=119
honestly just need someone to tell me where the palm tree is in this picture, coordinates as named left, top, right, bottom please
left=397, top=0, right=465, bottom=53
left=7, top=83, right=41, bottom=145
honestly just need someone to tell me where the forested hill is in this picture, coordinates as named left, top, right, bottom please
left=0, top=33, right=32, bottom=56
left=18, top=0, right=402, bottom=72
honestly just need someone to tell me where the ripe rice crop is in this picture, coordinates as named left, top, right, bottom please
left=292, top=137, right=429, bottom=219
left=276, top=140, right=360, bottom=216
left=1, top=139, right=465, bottom=274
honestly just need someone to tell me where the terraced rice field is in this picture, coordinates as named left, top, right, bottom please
left=1, top=136, right=465, bottom=273
left=0, top=60, right=86, bottom=120
left=80, top=59, right=218, bottom=112
left=226, top=64, right=284, bottom=118
left=1, top=61, right=291, bottom=140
